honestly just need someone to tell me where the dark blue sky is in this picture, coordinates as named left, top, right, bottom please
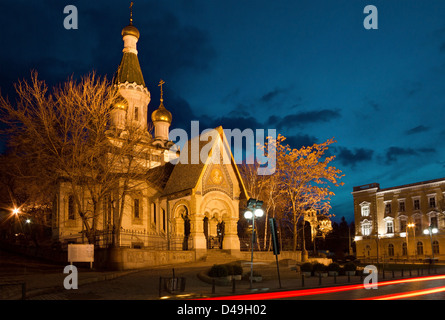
left=1, top=0, right=445, bottom=223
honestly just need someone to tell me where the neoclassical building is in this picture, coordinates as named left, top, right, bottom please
left=51, top=14, right=248, bottom=263
left=352, top=178, right=445, bottom=262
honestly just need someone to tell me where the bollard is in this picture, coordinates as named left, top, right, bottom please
left=318, top=273, right=322, bottom=286
left=347, top=273, right=350, bottom=283
left=334, top=273, right=337, bottom=284
left=392, top=270, right=395, bottom=278
left=409, top=269, right=412, bottom=277
left=401, top=269, right=404, bottom=277
left=301, top=274, right=305, bottom=287
left=212, top=279, right=216, bottom=294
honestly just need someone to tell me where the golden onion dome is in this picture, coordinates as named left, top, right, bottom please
left=113, top=93, right=128, bottom=111
left=121, top=24, right=140, bottom=39
left=151, top=102, right=172, bottom=123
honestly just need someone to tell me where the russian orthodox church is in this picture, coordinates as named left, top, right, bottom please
left=51, top=12, right=248, bottom=260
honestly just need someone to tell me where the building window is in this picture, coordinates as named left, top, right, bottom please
left=133, top=198, right=140, bottom=219
left=360, top=202, right=370, bottom=217
left=68, top=195, right=75, bottom=220
left=399, top=218, right=407, bottom=232
left=151, top=202, right=156, bottom=225
left=399, top=201, right=405, bottom=212
left=162, top=208, right=166, bottom=232
left=402, top=242, right=408, bottom=256
left=134, top=106, right=139, bottom=121
left=429, top=196, right=436, bottom=209
left=413, top=199, right=420, bottom=210
left=433, top=240, right=440, bottom=254
left=361, top=220, right=372, bottom=236
left=385, top=203, right=391, bottom=214
left=430, top=215, right=438, bottom=228
left=417, top=241, right=423, bottom=255
left=414, top=215, right=422, bottom=234
left=386, top=220, right=394, bottom=234
left=388, top=244, right=394, bottom=257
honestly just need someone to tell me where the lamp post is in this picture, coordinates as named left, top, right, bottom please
left=423, top=225, right=438, bottom=264
left=244, top=198, right=263, bottom=289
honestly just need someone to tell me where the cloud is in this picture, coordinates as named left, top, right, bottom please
left=283, top=134, right=318, bottom=149
left=268, top=109, right=341, bottom=129
left=260, top=87, right=288, bottom=103
left=385, top=146, right=436, bottom=164
left=405, top=125, right=430, bottom=135
left=335, top=147, right=374, bottom=168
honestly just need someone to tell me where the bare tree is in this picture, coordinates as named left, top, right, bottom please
left=0, top=71, right=158, bottom=245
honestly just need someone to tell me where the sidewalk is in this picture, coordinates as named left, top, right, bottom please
left=2, top=251, right=444, bottom=300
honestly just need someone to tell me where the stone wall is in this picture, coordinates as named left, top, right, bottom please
left=97, top=247, right=197, bottom=270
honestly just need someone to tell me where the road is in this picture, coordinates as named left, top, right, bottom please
left=201, top=274, right=445, bottom=300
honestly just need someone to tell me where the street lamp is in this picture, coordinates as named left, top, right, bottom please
left=423, top=225, right=438, bottom=264
left=244, top=198, right=263, bottom=289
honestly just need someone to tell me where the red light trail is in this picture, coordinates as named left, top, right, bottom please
left=196, top=274, right=445, bottom=300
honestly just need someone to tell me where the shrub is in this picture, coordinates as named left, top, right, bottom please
left=232, top=264, right=243, bottom=275
left=313, top=263, right=326, bottom=272
left=225, top=264, right=234, bottom=275
left=300, top=262, right=313, bottom=272
left=328, top=262, right=340, bottom=272
left=344, top=262, right=357, bottom=271
left=208, top=264, right=228, bottom=277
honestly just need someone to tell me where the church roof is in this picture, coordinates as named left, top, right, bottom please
left=113, top=51, right=146, bottom=87
left=160, top=127, right=249, bottom=199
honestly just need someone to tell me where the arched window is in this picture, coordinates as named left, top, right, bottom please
left=417, top=241, right=424, bottom=255
left=433, top=240, right=440, bottom=255
left=402, top=242, right=407, bottom=256
left=361, top=219, right=372, bottom=236
left=388, top=243, right=394, bottom=257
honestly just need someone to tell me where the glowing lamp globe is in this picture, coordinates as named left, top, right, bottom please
left=254, top=208, right=264, bottom=217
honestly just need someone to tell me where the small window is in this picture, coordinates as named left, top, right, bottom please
left=134, top=198, right=140, bottom=219
left=152, top=202, right=157, bottom=225
left=386, top=220, right=394, bottom=234
left=134, top=107, right=139, bottom=121
left=414, top=199, right=420, bottom=210
left=417, top=241, right=424, bottom=255
left=162, top=208, right=166, bottom=232
left=361, top=205, right=370, bottom=217
left=361, top=220, right=372, bottom=236
left=385, top=203, right=391, bottom=214
left=399, top=219, right=407, bottom=232
left=429, top=197, right=436, bottom=208
left=433, top=240, right=440, bottom=254
left=388, top=244, right=394, bottom=257
left=399, top=201, right=405, bottom=212
left=68, top=195, right=75, bottom=220
left=402, top=242, right=408, bottom=256
left=431, top=216, right=438, bottom=228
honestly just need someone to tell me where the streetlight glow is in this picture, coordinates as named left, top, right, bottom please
left=12, top=208, right=20, bottom=215
left=254, top=208, right=264, bottom=217
left=244, top=211, right=253, bottom=220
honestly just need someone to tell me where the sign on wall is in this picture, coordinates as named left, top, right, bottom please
left=68, top=244, right=94, bottom=268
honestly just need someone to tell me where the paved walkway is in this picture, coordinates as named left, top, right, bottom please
left=1, top=248, right=443, bottom=300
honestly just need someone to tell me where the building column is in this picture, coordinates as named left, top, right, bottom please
left=190, top=213, right=207, bottom=257
left=222, top=217, right=240, bottom=253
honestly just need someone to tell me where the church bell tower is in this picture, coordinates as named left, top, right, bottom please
left=111, top=2, right=150, bottom=133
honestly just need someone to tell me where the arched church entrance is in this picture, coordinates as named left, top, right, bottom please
left=200, top=192, right=239, bottom=252
left=203, top=217, right=224, bottom=249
